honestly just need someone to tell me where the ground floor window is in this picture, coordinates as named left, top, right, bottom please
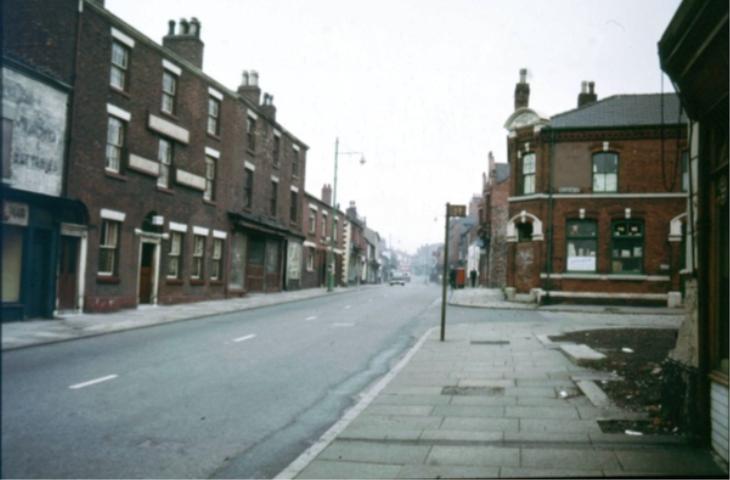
left=1, top=226, right=23, bottom=302
left=611, top=220, right=643, bottom=273
left=306, top=247, right=314, bottom=271
left=167, top=231, right=182, bottom=279
left=566, top=220, right=597, bottom=272
left=211, top=238, right=223, bottom=281
left=228, top=232, right=246, bottom=289
left=516, top=222, right=533, bottom=242
left=191, top=235, right=205, bottom=280
left=98, top=220, right=120, bottom=276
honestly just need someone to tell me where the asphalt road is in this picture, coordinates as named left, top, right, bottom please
left=1, top=282, right=538, bottom=479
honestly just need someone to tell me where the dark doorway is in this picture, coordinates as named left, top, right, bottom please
left=57, top=235, right=79, bottom=311
left=139, top=243, right=155, bottom=304
left=27, top=229, right=52, bottom=318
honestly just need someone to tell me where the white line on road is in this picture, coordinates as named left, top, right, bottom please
left=305, top=316, right=317, bottom=321
left=344, top=305, right=351, bottom=310
left=274, top=326, right=435, bottom=479
left=69, top=374, right=118, bottom=390
left=331, top=322, right=355, bottom=327
left=233, top=334, right=256, bottom=343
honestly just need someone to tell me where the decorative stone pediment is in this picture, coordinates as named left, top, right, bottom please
left=504, top=107, right=548, bottom=131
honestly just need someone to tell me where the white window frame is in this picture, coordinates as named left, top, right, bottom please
left=98, top=219, right=120, bottom=276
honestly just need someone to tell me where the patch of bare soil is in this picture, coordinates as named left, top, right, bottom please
left=550, top=328, right=679, bottom=435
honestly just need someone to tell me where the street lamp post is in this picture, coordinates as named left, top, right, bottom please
left=328, top=137, right=365, bottom=292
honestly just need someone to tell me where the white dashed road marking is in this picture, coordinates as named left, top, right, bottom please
left=233, top=334, right=256, bottom=343
left=331, top=322, right=355, bottom=327
left=69, top=374, right=118, bottom=390
left=305, top=316, right=317, bottom=321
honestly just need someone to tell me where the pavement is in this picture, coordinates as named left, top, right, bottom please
left=286, top=316, right=728, bottom=479
left=448, top=287, right=684, bottom=315
left=1, top=286, right=373, bottom=351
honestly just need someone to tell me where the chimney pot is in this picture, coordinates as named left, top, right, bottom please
left=519, top=68, right=527, bottom=83
left=577, top=80, right=597, bottom=108
left=180, top=18, right=189, bottom=34
left=168, top=20, right=176, bottom=35
left=242, top=71, right=249, bottom=86
left=190, top=17, right=200, bottom=37
left=250, top=71, right=259, bottom=86
left=514, top=68, right=530, bottom=110
left=588, top=81, right=595, bottom=94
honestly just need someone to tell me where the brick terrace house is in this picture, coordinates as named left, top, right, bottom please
left=343, top=202, right=367, bottom=285
left=3, top=0, right=307, bottom=313
left=479, top=151, right=511, bottom=287
left=503, top=70, right=687, bottom=306
left=301, top=186, right=346, bottom=289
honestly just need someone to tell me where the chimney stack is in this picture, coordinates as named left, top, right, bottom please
left=238, top=70, right=261, bottom=105
left=261, top=92, right=276, bottom=121
left=321, top=184, right=332, bottom=206
left=514, top=68, right=530, bottom=110
left=488, top=151, right=495, bottom=176
left=577, top=80, right=597, bottom=107
left=162, top=18, right=204, bottom=69
left=346, top=201, right=358, bottom=219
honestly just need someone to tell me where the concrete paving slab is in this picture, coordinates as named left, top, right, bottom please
left=575, top=380, right=611, bottom=407
left=298, top=460, right=402, bottom=479
left=419, top=429, right=503, bottom=443
left=338, top=427, right=423, bottom=442
left=348, top=415, right=443, bottom=431
left=363, top=405, right=434, bottom=416
left=427, top=445, right=519, bottom=467
left=449, top=396, right=517, bottom=406
left=516, top=397, right=575, bottom=407
left=397, top=464, right=500, bottom=479
left=458, top=379, right=515, bottom=388
left=499, top=467, right=603, bottom=478
left=318, top=440, right=430, bottom=465
left=503, top=431, right=590, bottom=444
left=521, top=447, right=620, bottom=470
left=372, top=394, right=451, bottom=406
left=440, top=417, right=519, bottom=432
left=504, top=386, right=558, bottom=398
left=612, top=448, right=727, bottom=475
left=431, top=405, right=505, bottom=418
left=505, top=405, right=579, bottom=419
left=560, top=343, right=607, bottom=362
left=519, top=418, right=602, bottom=433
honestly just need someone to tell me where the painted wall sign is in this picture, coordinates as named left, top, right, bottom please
left=2, top=67, right=67, bottom=197
left=2, top=201, right=29, bottom=226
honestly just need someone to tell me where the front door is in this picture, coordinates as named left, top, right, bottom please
left=27, top=229, right=52, bottom=318
left=139, top=243, right=155, bottom=304
left=57, top=235, right=79, bottom=310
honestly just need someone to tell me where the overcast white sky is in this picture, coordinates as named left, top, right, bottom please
left=106, top=0, right=680, bottom=254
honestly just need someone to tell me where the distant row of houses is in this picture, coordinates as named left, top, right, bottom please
left=1, top=0, right=386, bottom=321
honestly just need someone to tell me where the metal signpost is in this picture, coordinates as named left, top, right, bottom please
left=441, top=203, right=466, bottom=341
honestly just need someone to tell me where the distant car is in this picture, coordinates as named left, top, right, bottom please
left=389, top=274, right=406, bottom=286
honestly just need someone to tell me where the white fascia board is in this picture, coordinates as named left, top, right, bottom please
left=107, top=103, right=131, bottom=121
left=148, top=114, right=190, bottom=144
left=193, top=226, right=210, bottom=236
left=290, top=185, right=299, bottom=193
left=208, top=87, right=223, bottom=100
left=244, top=161, right=256, bottom=171
left=205, top=147, right=220, bottom=159
left=169, top=221, right=188, bottom=233
left=213, top=229, right=227, bottom=239
left=128, top=154, right=159, bottom=176
left=111, top=27, right=135, bottom=48
left=100, top=208, right=126, bottom=222
left=162, top=59, right=182, bottom=76
left=175, top=169, right=206, bottom=191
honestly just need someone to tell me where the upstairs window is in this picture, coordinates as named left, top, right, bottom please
left=322, top=214, right=328, bottom=237
left=157, top=138, right=173, bottom=189
left=98, top=220, right=120, bottom=276
left=105, top=116, right=125, bottom=173
left=611, top=220, right=643, bottom=273
left=309, top=209, right=317, bottom=234
left=207, top=97, right=220, bottom=136
left=246, top=117, right=256, bottom=152
left=593, top=152, right=618, bottom=192
left=273, top=135, right=281, bottom=168
left=204, top=156, right=216, bottom=201
left=290, top=191, right=299, bottom=223
left=270, top=180, right=278, bottom=216
left=681, top=150, right=689, bottom=192
left=521, top=153, right=535, bottom=195
left=566, top=220, right=597, bottom=272
left=110, top=41, right=129, bottom=90
left=244, top=168, right=254, bottom=209
left=334, top=218, right=339, bottom=243
left=292, top=148, right=300, bottom=178
left=161, top=71, right=177, bottom=115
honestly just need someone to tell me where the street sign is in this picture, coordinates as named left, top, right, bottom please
left=447, top=204, right=467, bottom=217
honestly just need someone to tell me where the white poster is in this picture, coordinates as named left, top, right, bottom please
left=287, top=241, right=302, bottom=280
left=567, top=256, right=595, bottom=272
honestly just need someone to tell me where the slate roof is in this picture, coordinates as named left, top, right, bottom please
left=548, top=93, right=686, bottom=129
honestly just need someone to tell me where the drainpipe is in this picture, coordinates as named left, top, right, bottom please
left=62, top=0, right=85, bottom=198
left=544, top=127, right=556, bottom=303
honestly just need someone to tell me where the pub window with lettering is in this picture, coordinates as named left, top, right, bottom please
left=566, top=220, right=597, bottom=272
left=611, top=220, right=643, bottom=273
